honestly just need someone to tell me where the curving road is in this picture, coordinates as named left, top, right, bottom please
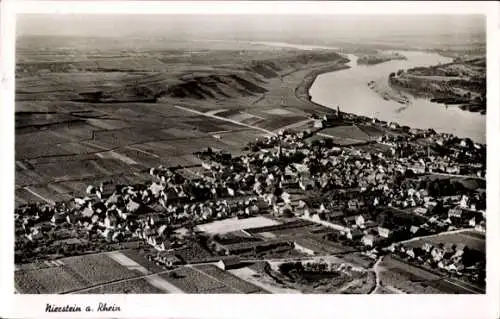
left=369, top=256, right=383, bottom=294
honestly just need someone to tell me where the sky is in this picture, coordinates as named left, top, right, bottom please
left=16, top=14, right=485, bottom=43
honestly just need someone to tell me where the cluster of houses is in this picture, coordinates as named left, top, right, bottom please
left=300, top=193, right=485, bottom=252
left=17, top=149, right=267, bottom=237
left=377, top=133, right=484, bottom=177
left=15, top=120, right=486, bottom=264
left=387, top=241, right=484, bottom=282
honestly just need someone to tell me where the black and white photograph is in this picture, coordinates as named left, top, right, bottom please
left=1, top=1, right=499, bottom=319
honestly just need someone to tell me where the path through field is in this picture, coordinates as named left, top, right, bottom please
left=299, top=215, right=349, bottom=232
left=173, top=105, right=276, bottom=136
left=23, top=187, right=55, bottom=205
left=369, top=256, right=383, bottom=294
left=442, top=277, right=483, bottom=294
left=430, top=172, right=485, bottom=181
left=398, top=228, right=474, bottom=245
left=106, top=251, right=150, bottom=275
left=106, top=251, right=184, bottom=293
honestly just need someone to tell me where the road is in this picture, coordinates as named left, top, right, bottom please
left=173, top=105, right=276, bottom=136
left=299, top=215, right=349, bottom=232
left=187, top=254, right=348, bottom=267
left=397, top=228, right=473, bottom=245
left=369, top=256, right=383, bottom=294
left=23, top=187, right=55, bottom=205
left=430, top=172, right=485, bottom=181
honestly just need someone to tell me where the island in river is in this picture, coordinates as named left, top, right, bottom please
left=388, top=56, right=486, bottom=114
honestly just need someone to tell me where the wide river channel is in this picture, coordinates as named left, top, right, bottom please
left=309, top=51, right=486, bottom=143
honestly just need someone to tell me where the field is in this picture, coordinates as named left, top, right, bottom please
left=318, top=125, right=373, bottom=142
left=14, top=102, right=256, bottom=206
left=158, top=266, right=234, bottom=293
left=174, top=241, right=218, bottom=264
left=82, top=278, right=165, bottom=294
left=293, top=235, right=350, bottom=255
left=378, top=255, right=484, bottom=294
left=196, top=216, right=281, bottom=234
left=194, top=264, right=267, bottom=293
left=15, top=37, right=351, bottom=206
left=15, top=252, right=140, bottom=294
left=404, top=230, right=485, bottom=253
left=120, top=249, right=169, bottom=273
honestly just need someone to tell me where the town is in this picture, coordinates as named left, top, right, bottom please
left=15, top=108, right=486, bottom=294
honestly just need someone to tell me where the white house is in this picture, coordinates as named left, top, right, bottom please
left=378, top=227, right=391, bottom=238
left=448, top=208, right=462, bottom=219
left=431, top=248, right=445, bottom=262
left=355, top=215, right=365, bottom=228
left=469, top=217, right=477, bottom=227
left=459, top=195, right=469, bottom=209
left=406, top=248, right=415, bottom=259
left=361, top=235, right=374, bottom=247
left=414, top=207, right=428, bottom=215
left=410, top=225, right=420, bottom=235
left=475, top=221, right=486, bottom=233
left=127, top=200, right=140, bottom=213
left=422, top=242, right=433, bottom=253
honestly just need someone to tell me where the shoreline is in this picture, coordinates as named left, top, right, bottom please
left=291, top=60, right=485, bottom=145
left=294, top=63, right=350, bottom=111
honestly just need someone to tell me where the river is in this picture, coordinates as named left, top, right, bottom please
left=309, top=51, right=486, bottom=143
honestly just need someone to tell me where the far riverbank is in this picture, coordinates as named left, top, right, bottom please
left=306, top=51, right=485, bottom=143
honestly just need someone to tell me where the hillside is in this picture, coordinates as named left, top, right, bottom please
left=16, top=50, right=348, bottom=104
left=14, top=42, right=350, bottom=206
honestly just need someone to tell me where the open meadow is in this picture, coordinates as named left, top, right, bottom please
left=196, top=216, right=282, bottom=235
